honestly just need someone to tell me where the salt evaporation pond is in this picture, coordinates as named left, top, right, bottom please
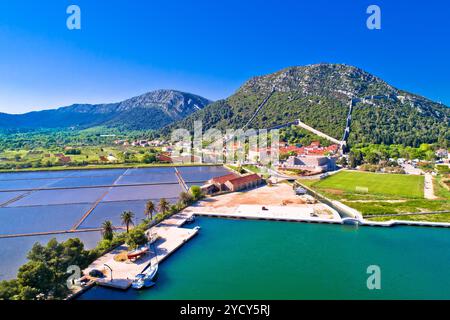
left=0, top=165, right=229, bottom=280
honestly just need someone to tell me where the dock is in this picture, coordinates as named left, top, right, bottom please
left=83, top=211, right=198, bottom=290
left=193, top=205, right=342, bottom=225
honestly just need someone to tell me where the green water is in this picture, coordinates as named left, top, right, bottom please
left=80, top=218, right=450, bottom=300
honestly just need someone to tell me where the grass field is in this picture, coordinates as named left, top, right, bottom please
left=312, top=170, right=424, bottom=199
left=342, top=199, right=450, bottom=216
left=299, top=170, right=450, bottom=222
left=367, top=213, right=450, bottom=223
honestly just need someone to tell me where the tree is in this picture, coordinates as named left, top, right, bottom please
left=179, top=191, right=193, bottom=206
left=189, top=185, right=203, bottom=200
left=101, top=220, right=114, bottom=241
left=17, top=261, right=54, bottom=297
left=126, top=227, right=148, bottom=249
left=145, top=200, right=155, bottom=220
left=0, top=279, right=20, bottom=300
left=142, top=153, right=156, bottom=164
left=158, top=198, right=170, bottom=215
left=365, top=152, right=380, bottom=164
left=121, top=211, right=135, bottom=233
left=348, top=150, right=363, bottom=168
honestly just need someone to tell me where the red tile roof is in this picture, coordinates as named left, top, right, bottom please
left=210, top=173, right=239, bottom=184
left=226, top=173, right=261, bottom=187
left=280, top=146, right=304, bottom=155
left=59, top=156, right=71, bottom=163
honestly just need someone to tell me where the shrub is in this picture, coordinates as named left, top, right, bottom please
left=189, top=185, right=203, bottom=200
left=126, top=227, right=148, bottom=249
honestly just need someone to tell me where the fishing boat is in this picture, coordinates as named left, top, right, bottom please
left=131, top=263, right=159, bottom=289
left=127, top=246, right=149, bottom=260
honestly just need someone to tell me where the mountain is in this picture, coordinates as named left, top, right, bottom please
left=0, top=90, right=212, bottom=131
left=160, top=64, right=449, bottom=147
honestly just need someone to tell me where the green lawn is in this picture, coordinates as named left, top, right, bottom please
left=434, top=174, right=450, bottom=199
left=367, top=213, right=450, bottom=223
left=342, top=199, right=450, bottom=216
left=312, top=170, right=424, bottom=199
left=302, top=170, right=450, bottom=222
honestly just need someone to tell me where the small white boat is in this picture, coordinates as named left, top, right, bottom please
left=186, top=215, right=195, bottom=223
left=342, top=217, right=362, bottom=226
left=131, top=263, right=158, bottom=290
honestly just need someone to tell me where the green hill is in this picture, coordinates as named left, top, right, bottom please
left=161, top=64, right=449, bottom=147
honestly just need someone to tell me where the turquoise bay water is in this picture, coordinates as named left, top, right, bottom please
left=80, top=217, right=450, bottom=300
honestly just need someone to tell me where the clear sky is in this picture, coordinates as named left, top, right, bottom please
left=0, top=0, right=449, bottom=114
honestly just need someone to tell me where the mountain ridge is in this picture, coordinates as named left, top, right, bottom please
left=1, top=64, right=448, bottom=147
left=0, top=89, right=212, bottom=131
left=160, top=63, right=449, bottom=147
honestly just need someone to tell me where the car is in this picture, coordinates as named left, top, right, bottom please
left=89, top=269, right=105, bottom=278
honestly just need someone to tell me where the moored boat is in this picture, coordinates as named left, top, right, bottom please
left=127, top=246, right=149, bottom=260
left=131, top=263, right=159, bottom=289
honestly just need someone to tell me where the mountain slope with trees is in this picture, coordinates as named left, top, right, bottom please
left=161, top=64, right=449, bottom=147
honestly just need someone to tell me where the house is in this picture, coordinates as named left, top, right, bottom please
left=114, top=139, right=129, bottom=145
left=200, top=183, right=217, bottom=195
left=208, top=173, right=239, bottom=191
left=280, top=145, right=304, bottom=155
left=282, top=155, right=337, bottom=173
left=247, top=147, right=274, bottom=163
left=170, top=154, right=202, bottom=164
left=224, top=173, right=263, bottom=192
left=59, top=156, right=72, bottom=164
left=205, top=173, right=263, bottom=193
left=157, top=153, right=172, bottom=163
left=107, top=155, right=118, bottom=162
left=436, top=148, right=449, bottom=159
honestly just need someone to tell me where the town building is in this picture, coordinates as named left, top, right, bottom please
left=436, top=148, right=449, bottom=159
left=224, top=173, right=263, bottom=192
left=282, top=155, right=336, bottom=173
left=208, top=173, right=239, bottom=191
left=205, top=173, right=263, bottom=193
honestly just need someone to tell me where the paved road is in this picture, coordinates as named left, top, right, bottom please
left=424, top=173, right=437, bottom=200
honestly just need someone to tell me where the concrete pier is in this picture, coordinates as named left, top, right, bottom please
left=83, top=212, right=198, bottom=290
left=193, top=205, right=342, bottom=225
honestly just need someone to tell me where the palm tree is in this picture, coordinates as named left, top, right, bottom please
left=101, top=220, right=114, bottom=241
left=121, top=211, right=135, bottom=233
left=158, top=198, right=170, bottom=215
left=179, top=191, right=193, bottom=206
left=145, top=200, right=155, bottom=220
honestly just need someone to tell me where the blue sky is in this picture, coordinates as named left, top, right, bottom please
left=0, top=0, right=449, bottom=113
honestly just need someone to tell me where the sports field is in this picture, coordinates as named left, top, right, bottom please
left=312, top=170, right=424, bottom=199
